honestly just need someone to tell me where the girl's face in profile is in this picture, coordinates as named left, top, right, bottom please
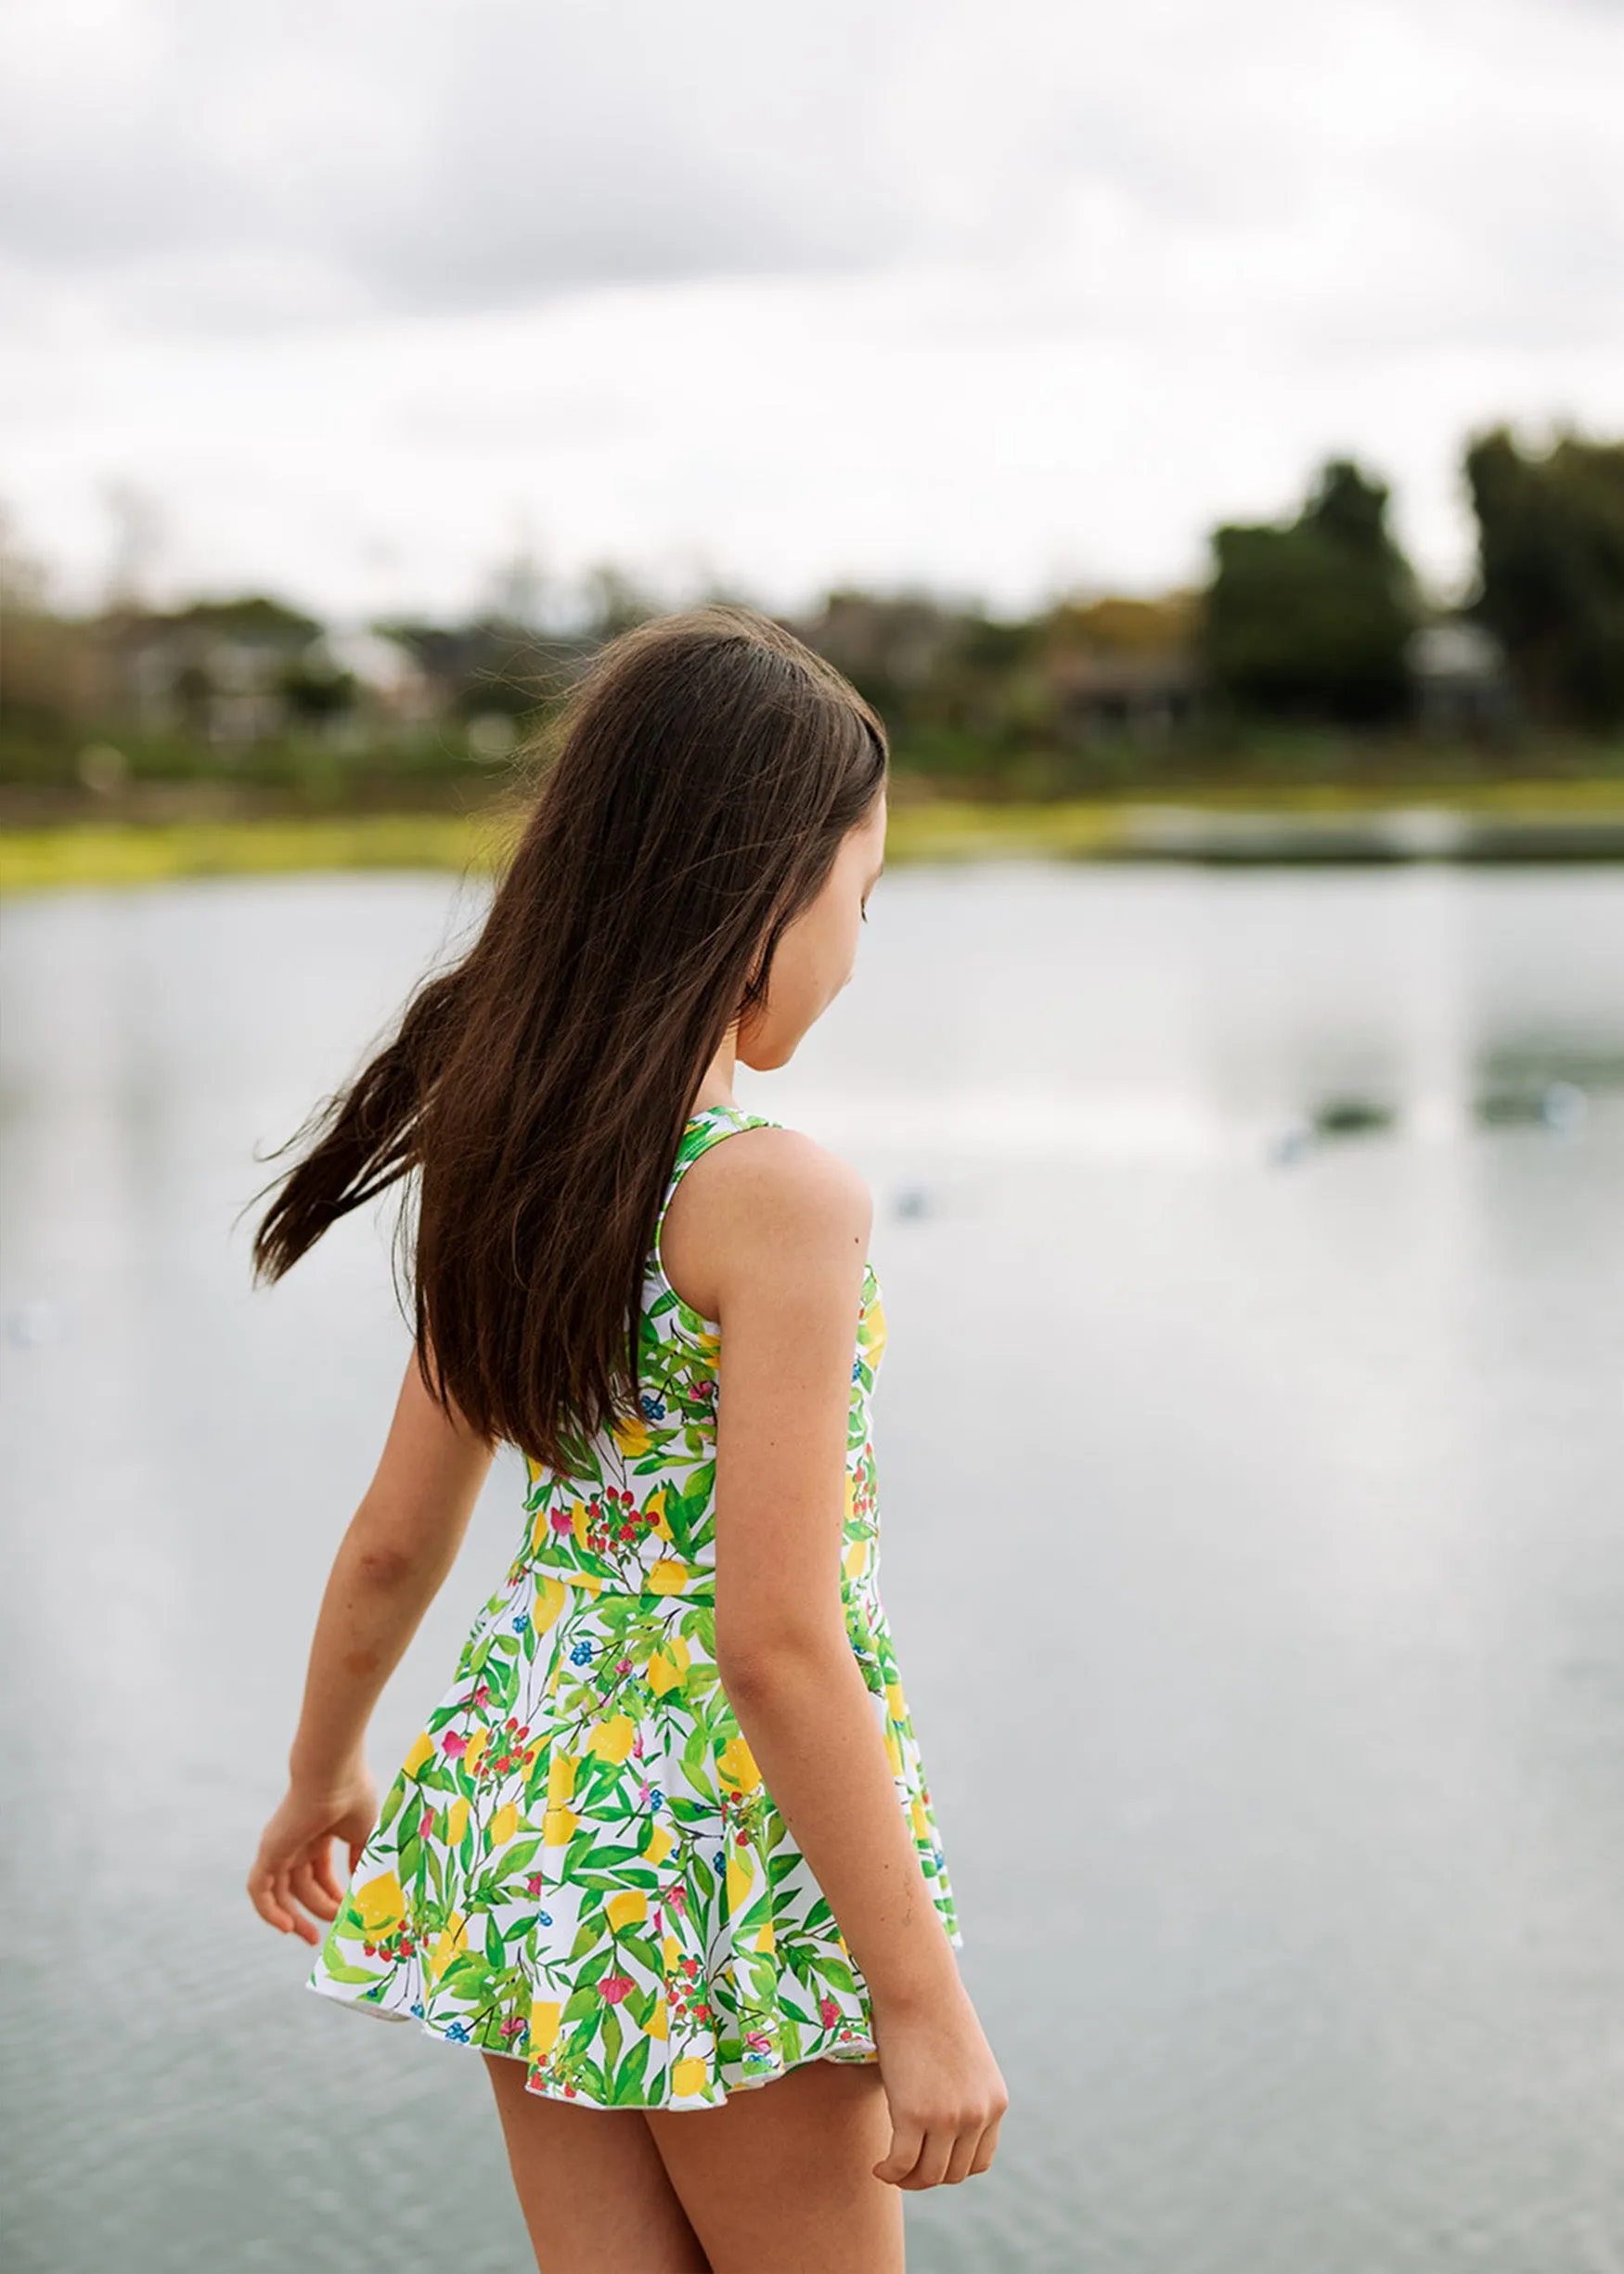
left=738, top=791, right=887, bottom=1071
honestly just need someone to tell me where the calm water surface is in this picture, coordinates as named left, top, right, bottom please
left=4, top=863, right=1624, bottom=2273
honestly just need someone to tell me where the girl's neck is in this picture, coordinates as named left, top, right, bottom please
left=689, top=1030, right=741, bottom=1118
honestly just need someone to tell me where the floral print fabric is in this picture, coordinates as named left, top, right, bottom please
left=307, top=1104, right=960, bottom=2109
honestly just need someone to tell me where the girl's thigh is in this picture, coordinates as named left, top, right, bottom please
left=482, top=2052, right=711, bottom=2274
left=645, top=2056, right=904, bottom=2274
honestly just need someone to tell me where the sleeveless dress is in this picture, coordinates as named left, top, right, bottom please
left=306, top=1103, right=960, bottom=2109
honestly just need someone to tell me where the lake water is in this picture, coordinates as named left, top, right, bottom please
left=4, top=862, right=1624, bottom=2273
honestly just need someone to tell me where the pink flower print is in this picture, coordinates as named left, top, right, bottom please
left=598, top=1974, right=634, bottom=2005
left=631, top=1728, right=644, bottom=1757
left=743, top=2029, right=773, bottom=2057
left=637, top=1781, right=651, bottom=1807
left=418, top=1807, right=435, bottom=1839
left=471, top=1684, right=492, bottom=1707
left=819, top=1997, right=840, bottom=2029
left=526, top=1874, right=546, bottom=1897
left=500, top=2015, right=527, bottom=2038
left=441, top=1732, right=467, bottom=1759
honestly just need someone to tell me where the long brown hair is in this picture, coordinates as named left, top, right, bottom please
left=249, top=605, right=888, bottom=1470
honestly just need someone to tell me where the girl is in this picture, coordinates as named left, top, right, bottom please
left=245, top=606, right=1006, bottom=2272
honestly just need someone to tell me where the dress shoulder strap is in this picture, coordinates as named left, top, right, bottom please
left=653, top=1104, right=782, bottom=1254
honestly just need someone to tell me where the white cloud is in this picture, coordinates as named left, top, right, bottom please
left=1, top=0, right=1619, bottom=614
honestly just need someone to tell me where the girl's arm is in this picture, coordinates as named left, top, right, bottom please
left=247, top=1348, right=496, bottom=1945
left=705, top=1131, right=1007, bottom=2192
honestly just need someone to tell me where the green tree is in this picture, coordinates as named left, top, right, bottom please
left=1205, top=459, right=1417, bottom=724
left=1464, top=426, right=1624, bottom=731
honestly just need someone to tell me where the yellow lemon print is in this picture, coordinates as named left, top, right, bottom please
left=754, top=1919, right=777, bottom=1955
left=489, top=1802, right=519, bottom=1849
left=647, top=1559, right=689, bottom=1596
left=647, top=1997, right=669, bottom=2040
left=910, top=1796, right=931, bottom=1841
left=661, top=1932, right=680, bottom=1971
left=547, top=1751, right=579, bottom=1804
left=529, top=1999, right=562, bottom=2055
left=605, top=1890, right=647, bottom=1932
left=717, top=1735, right=760, bottom=1794
left=534, top=1577, right=568, bottom=1633
left=646, top=1486, right=672, bottom=1540
left=883, top=1727, right=906, bottom=1778
left=445, top=1797, right=470, bottom=1846
left=672, top=2056, right=709, bottom=2097
left=726, top=1852, right=754, bottom=1912
left=647, top=1634, right=690, bottom=1697
left=462, top=1727, right=490, bottom=1776
left=402, top=1730, right=434, bottom=1777
left=643, top=1821, right=676, bottom=1867
left=354, top=1872, right=405, bottom=1933
left=884, top=1682, right=907, bottom=1723
left=844, top=1541, right=867, bottom=1581
left=430, top=1912, right=467, bottom=1981
left=587, top=1715, right=636, bottom=1764
left=542, top=1804, right=579, bottom=1847
left=612, top=1413, right=652, bottom=1458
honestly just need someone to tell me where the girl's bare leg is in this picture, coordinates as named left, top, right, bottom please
left=647, top=2057, right=905, bottom=2274
left=482, top=2052, right=712, bottom=2274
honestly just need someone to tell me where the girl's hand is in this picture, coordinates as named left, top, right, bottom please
left=870, top=1980, right=1009, bottom=2190
left=246, top=1766, right=379, bottom=1945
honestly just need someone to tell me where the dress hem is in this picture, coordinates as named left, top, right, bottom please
left=303, top=1970, right=896, bottom=2112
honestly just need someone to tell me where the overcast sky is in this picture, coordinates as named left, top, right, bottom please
left=2, top=0, right=1620, bottom=622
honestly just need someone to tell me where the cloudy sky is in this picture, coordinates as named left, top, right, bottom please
left=2, top=0, right=1620, bottom=623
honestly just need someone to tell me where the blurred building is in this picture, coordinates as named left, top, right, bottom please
left=1406, top=621, right=1510, bottom=733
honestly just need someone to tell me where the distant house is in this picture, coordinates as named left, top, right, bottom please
left=1044, top=595, right=1205, bottom=743
left=100, top=601, right=435, bottom=748
left=1406, top=621, right=1510, bottom=732
left=104, top=598, right=322, bottom=746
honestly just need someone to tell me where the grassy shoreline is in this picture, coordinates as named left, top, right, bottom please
left=5, top=782, right=1624, bottom=894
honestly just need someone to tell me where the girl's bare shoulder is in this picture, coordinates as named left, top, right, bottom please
left=662, top=1123, right=871, bottom=1320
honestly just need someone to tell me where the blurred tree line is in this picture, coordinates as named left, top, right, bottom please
left=3, top=424, right=1621, bottom=813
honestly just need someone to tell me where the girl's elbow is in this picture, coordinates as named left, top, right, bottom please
left=715, top=1622, right=845, bottom=1705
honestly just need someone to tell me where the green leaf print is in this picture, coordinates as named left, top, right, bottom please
left=321, top=1958, right=383, bottom=1985
left=561, top=1983, right=599, bottom=2026
left=610, top=2037, right=652, bottom=2105
left=619, top=1930, right=659, bottom=1976
left=569, top=1917, right=605, bottom=1962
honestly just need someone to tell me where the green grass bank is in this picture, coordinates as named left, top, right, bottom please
left=6, top=781, right=1624, bottom=894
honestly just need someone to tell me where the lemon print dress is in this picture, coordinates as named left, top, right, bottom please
left=307, top=1103, right=960, bottom=2109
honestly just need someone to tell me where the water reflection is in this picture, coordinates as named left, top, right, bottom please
left=3, top=864, right=1623, bottom=2272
